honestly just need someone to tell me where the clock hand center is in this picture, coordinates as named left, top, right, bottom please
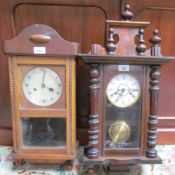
left=41, top=84, right=46, bottom=88
left=43, top=84, right=55, bottom=91
left=118, top=87, right=128, bottom=96
left=41, top=84, right=54, bottom=91
left=121, top=88, right=125, bottom=94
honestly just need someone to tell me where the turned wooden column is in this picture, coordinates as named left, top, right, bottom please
left=147, top=65, right=160, bottom=158
left=146, top=29, right=161, bottom=158
left=87, top=64, right=100, bottom=159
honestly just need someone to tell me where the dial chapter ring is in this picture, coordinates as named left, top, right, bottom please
left=106, top=73, right=140, bottom=108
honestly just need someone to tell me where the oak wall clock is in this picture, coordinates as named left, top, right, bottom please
left=79, top=5, right=174, bottom=174
left=4, top=24, right=79, bottom=164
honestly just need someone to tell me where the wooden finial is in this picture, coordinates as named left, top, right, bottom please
left=121, top=4, right=133, bottom=21
left=136, top=29, right=147, bottom=56
left=150, top=29, right=161, bottom=46
left=106, top=28, right=116, bottom=55
left=150, top=29, right=162, bottom=56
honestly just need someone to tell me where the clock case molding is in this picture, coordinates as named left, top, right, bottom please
left=3, top=24, right=80, bottom=164
left=79, top=15, right=174, bottom=166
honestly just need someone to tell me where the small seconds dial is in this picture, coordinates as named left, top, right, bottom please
left=23, top=67, right=62, bottom=106
left=106, top=74, right=140, bottom=108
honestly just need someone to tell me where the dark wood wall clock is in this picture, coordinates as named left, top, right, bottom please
left=3, top=24, right=80, bottom=164
left=79, top=5, right=174, bottom=174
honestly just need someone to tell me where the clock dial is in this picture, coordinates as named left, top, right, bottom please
left=23, top=67, right=62, bottom=106
left=106, top=74, right=140, bottom=108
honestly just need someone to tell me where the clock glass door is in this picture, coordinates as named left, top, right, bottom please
left=15, top=57, right=69, bottom=156
left=22, top=118, right=66, bottom=147
left=104, top=65, right=144, bottom=154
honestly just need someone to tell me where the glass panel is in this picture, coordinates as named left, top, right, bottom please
left=105, top=93, right=142, bottom=149
left=22, top=118, right=66, bottom=147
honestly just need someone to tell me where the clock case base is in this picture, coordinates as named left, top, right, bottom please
left=83, top=155, right=161, bottom=175
left=83, top=155, right=162, bottom=165
left=12, top=153, right=77, bottom=165
left=12, top=142, right=80, bottom=165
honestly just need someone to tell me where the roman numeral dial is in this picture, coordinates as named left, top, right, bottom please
left=106, top=74, right=140, bottom=108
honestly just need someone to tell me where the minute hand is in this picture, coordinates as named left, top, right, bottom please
left=41, top=69, right=46, bottom=88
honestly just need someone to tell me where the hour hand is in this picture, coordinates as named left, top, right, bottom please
left=45, top=85, right=55, bottom=91
left=41, top=83, right=54, bottom=91
left=48, top=87, right=54, bottom=91
left=110, top=91, right=118, bottom=96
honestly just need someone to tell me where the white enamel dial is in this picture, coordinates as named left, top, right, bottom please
left=23, top=67, right=62, bottom=106
left=106, top=74, right=140, bottom=108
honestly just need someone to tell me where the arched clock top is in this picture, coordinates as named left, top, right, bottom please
left=3, top=24, right=80, bottom=56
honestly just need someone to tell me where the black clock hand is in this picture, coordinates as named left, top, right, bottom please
left=110, top=89, right=123, bottom=97
left=117, top=88, right=125, bottom=96
left=41, top=69, right=46, bottom=88
left=111, top=91, right=118, bottom=96
left=43, top=85, right=55, bottom=92
left=128, top=89, right=137, bottom=98
left=48, top=87, right=54, bottom=91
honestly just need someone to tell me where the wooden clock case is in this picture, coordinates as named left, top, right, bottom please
left=79, top=6, right=174, bottom=173
left=4, top=24, right=80, bottom=164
